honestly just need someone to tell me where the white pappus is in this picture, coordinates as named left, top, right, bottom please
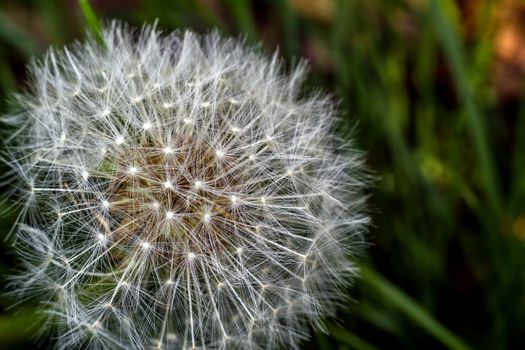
left=3, top=22, right=369, bottom=350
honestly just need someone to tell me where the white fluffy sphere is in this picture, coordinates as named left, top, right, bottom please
left=4, top=22, right=368, bottom=350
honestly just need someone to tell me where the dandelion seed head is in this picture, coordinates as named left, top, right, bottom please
left=3, top=22, right=368, bottom=350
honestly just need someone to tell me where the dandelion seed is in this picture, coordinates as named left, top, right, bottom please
left=127, top=166, right=138, bottom=175
left=132, top=95, right=143, bottom=104
left=90, top=321, right=102, bottom=330
left=99, top=108, right=111, bottom=117
left=115, top=136, right=125, bottom=145
left=96, top=233, right=106, bottom=242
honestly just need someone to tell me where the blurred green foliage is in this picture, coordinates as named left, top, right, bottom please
left=0, top=0, right=523, bottom=349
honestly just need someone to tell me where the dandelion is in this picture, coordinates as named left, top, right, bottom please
left=3, top=22, right=369, bottom=349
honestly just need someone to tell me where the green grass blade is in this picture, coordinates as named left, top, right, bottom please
left=0, top=49, right=16, bottom=94
left=224, top=0, right=257, bottom=40
left=0, top=309, right=42, bottom=347
left=428, top=0, right=501, bottom=215
left=39, top=0, right=67, bottom=44
left=327, top=324, right=380, bottom=350
left=361, top=265, right=471, bottom=350
left=0, top=10, right=39, bottom=56
left=275, top=0, right=299, bottom=57
left=315, top=332, right=332, bottom=350
left=79, top=0, right=103, bottom=45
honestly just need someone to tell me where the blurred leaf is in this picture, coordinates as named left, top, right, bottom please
left=0, top=50, right=16, bottom=94
left=327, top=324, right=380, bottom=350
left=315, top=332, right=332, bottom=350
left=0, top=309, right=41, bottom=347
left=0, top=10, right=39, bottom=56
left=361, top=265, right=472, bottom=350
left=289, top=0, right=333, bottom=22
left=38, top=0, right=67, bottom=44
left=224, top=0, right=257, bottom=40
left=428, top=0, right=501, bottom=216
left=275, top=0, right=300, bottom=57
left=79, top=0, right=103, bottom=44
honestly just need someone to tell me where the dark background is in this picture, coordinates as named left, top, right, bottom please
left=0, top=0, right=524, bottom=349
